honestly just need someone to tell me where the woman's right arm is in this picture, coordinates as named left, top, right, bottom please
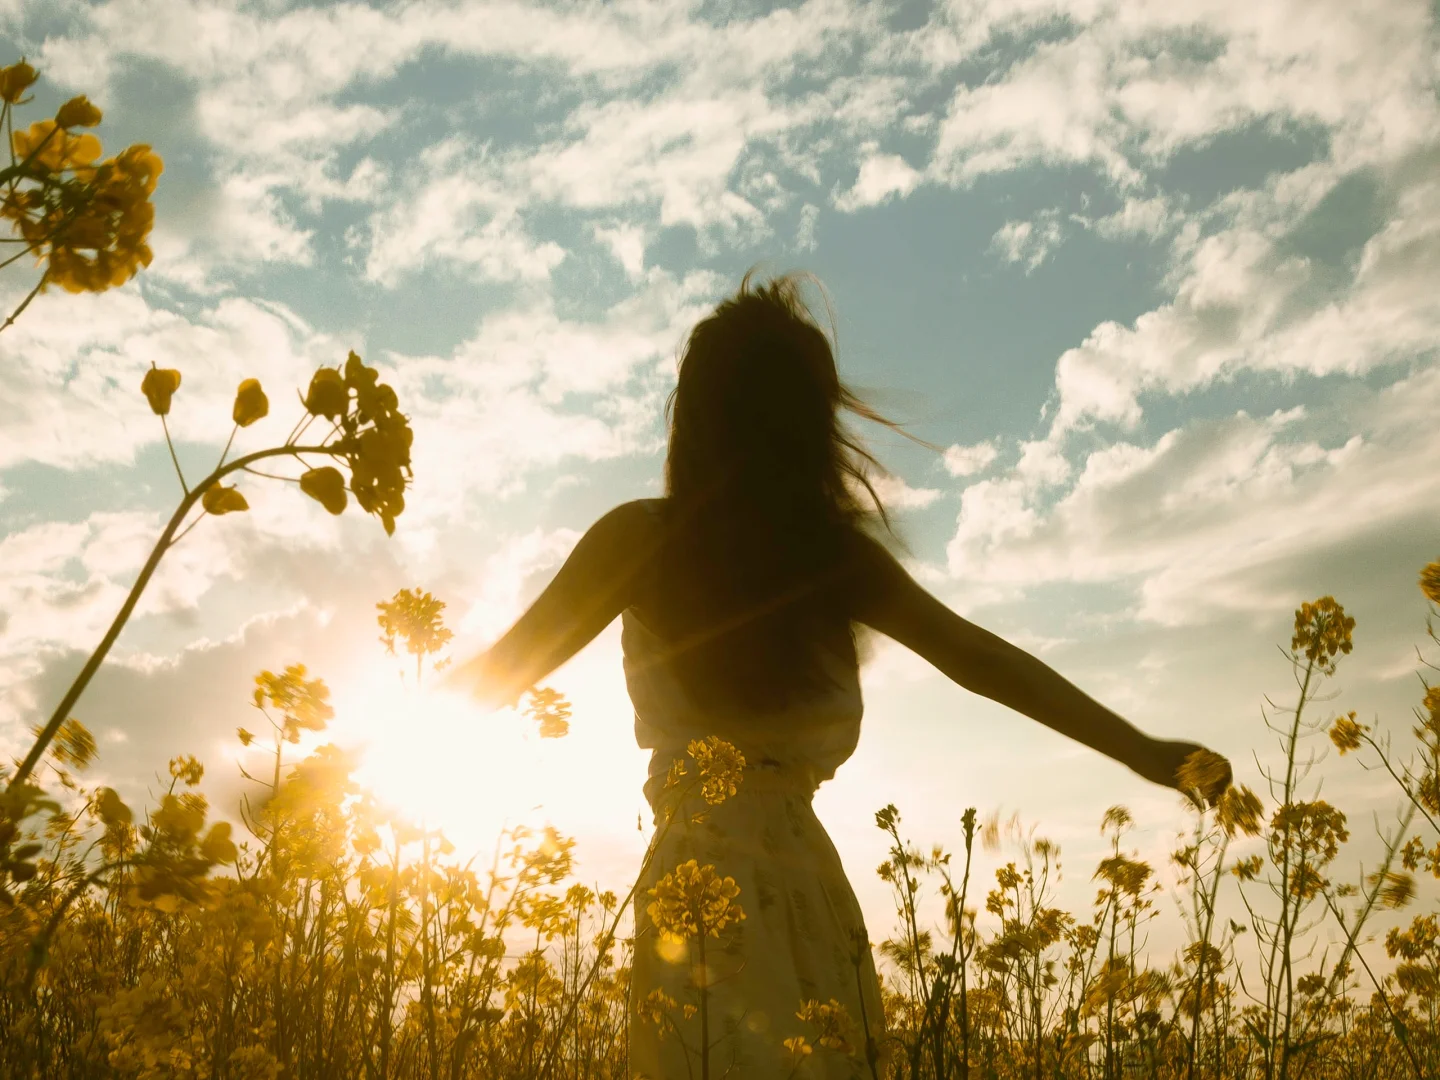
left=850, top=537, right=1229, bottom=800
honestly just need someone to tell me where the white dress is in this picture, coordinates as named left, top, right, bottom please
left=622, top=602, right=887, bottom=1079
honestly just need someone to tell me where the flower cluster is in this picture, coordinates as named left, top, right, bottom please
left=252, top=664, right=335, bottom=744
left=1328, top=711, right=1370, bottom=755
left=0, top=61, right=162, bottom=305
left=646, top=859, right=746, bottom=942
left=687, top=735, right=746, bottom=805
left=796, top=997, right=858, bottom=1054
left=1421, top=561, right=1440, bottom=606
left=1176, top=748, right=1233, bottom=809
left=1290, top=595, right=1356, bottom=675
left=304, top=351, right=414, bottom=535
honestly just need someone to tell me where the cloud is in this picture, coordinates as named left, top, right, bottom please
left=363, top=138, right=566, bottom=286
left=1090, top=195, right=1174, bottom=241
left=927, top=0, right=1438, bottom=190
left=988, top=210, right=1066, bottom=272
left=0, top=286, right=351, bottom=471
left=870, top=473, right=942, bottom=510
left=942, top=440, right=999, bottom=477
left=834, top=148, right=922, bottom=211
left=946, top=366, right=1437, bottom=628
left=1048, top=157, right=1440, bottom=437
left=593, top=221, right=649, bottom=280
left=795, top=202, right=821, bottom=251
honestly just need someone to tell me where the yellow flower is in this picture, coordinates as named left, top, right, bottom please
left=94, top=786, right=133, bottom=828
left=1290, top=596, right=1355, bottom=674
left=44, top=143, right=162, bottom=293
left=300, top=466, right=347, bottom=514
left=1231, top=854, right=1264, bottom=881
left=0, top=60, right=37, bottom=103
left=1329, top=711, right=1369, bottom=755
left=304, top=366, right=347, bottom=418
left=782, top=1035, right=813, bottom=1064
left=141, top=365, right=181, bottom=415
left=55, top=95, right=102, bottom=129
left=199, top=821, right=237, bottom=864
left=646, top=859, right=746, bottom=941
left=1215, top=785, right=1264, bottom=839
left=1421, top=561, right=1440, bottom=605
left=1176, top=749, right=1231, bottom=808
left=796, top=998, right=857, bottom=1054
left=12, top=119, right=101, bottom=173
left=687, top=735, right=745, bottom=805
left=525, top=685, right=571, bottom=739
left=168, top=754, right=204, bottom=786
left=639, top=988, right=677, bottom=1028
left=232, top=378, right=268, bottom=427
left=202, top=483, right=249, bottom=515
left=236, top=727, right=255, bottom=746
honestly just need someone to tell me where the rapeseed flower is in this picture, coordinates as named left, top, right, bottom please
left=646, top=859, right=745, bottom=941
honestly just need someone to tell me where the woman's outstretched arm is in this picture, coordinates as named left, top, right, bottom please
left=444, top=501, right=661, bottom=709
left=852, top=537, right=1231, bottom=803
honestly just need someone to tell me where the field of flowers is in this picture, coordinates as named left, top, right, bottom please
left=1, top=57, right=1437, bottom=1080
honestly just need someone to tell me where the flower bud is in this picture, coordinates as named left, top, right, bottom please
left=141, top=365, right=181, bottom=415
left=55, top=95, right=102, bottom=129
left=232, top=377, right=268, bottom=427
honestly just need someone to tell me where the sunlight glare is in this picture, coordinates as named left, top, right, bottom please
left=334, top=670, right=551, bottom=851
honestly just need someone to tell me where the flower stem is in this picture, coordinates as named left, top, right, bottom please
left=7, top=443, right=331, bottom=789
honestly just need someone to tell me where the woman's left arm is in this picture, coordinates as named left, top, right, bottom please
left=444, top=501, right=660, bottom=709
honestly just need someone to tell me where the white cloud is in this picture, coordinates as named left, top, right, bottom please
left=988, top=211, right=1066, bottom=272
left=1049, top=161, right=1440, bottom=437
left=869, top=473, right=942, bottom=510
left=593, top=222, right=649, bottom=280
left=364, top=138, right=566, bottom=286
left=928, top=0, right=1438, bottom=189
left=834, top=149, right=922, bottom=211
left=1091, top=195, right=1173, bottom=241
left=795, top=202, right=821, bottom=251
left=945, top=371, right=1434, bottom=627
left=0, top=287, right=351, bottom=471
left=942, top=440, right=999, bottom=477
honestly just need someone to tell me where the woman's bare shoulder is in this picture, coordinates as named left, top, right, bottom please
left=585, top=499, right=666, bottom=558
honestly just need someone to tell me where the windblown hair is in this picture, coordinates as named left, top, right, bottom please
left=651, top=266, right=904, bottom=712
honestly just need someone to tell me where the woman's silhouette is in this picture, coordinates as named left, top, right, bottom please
left=449, top=267, right=1231, bottom=1077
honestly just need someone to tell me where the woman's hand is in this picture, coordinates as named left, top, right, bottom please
left=1135, top=738, right=1233, bottom=808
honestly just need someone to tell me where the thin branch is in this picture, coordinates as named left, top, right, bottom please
left=215, top=423, right=238, bottom=472
left=161, top=413, right=188, bottom=494
left=0, top=274, right=43, bottom=333
left=8, top=442, right=331, bottom=789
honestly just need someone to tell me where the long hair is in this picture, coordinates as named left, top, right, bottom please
left=651, top=265, right=907, bottom=712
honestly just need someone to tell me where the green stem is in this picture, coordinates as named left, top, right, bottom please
left=7, top=443, right=332, bottom=790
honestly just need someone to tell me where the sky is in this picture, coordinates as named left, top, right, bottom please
left=2, top=0, right=1438, bottom=966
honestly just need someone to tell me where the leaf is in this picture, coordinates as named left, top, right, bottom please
left=141, top=365, right=181, bottom=416
left=299, top=466, right=346, bottom=514
left=201, top=483, right=248, bottom=515
left=232, top=378, right=269, bottom=427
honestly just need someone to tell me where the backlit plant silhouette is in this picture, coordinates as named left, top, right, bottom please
left=2, top=571, right=1439, bottom=1078
left=0, top=59, right=162, bottom=330
left=10, top=347, right=414, bottom=793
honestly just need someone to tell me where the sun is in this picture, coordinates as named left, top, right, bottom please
left=326, top=646, right=653, bottom=867
left=330, top=668, right=552, bottom=851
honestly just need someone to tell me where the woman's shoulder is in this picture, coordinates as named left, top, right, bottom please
left=583, top=499, right=667, bottom=564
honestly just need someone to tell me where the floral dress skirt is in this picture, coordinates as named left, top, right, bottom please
left=628, top=762, right=888, bottom=1080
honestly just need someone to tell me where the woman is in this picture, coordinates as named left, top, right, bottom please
left=449, top=267, right=1231, bottom=1077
